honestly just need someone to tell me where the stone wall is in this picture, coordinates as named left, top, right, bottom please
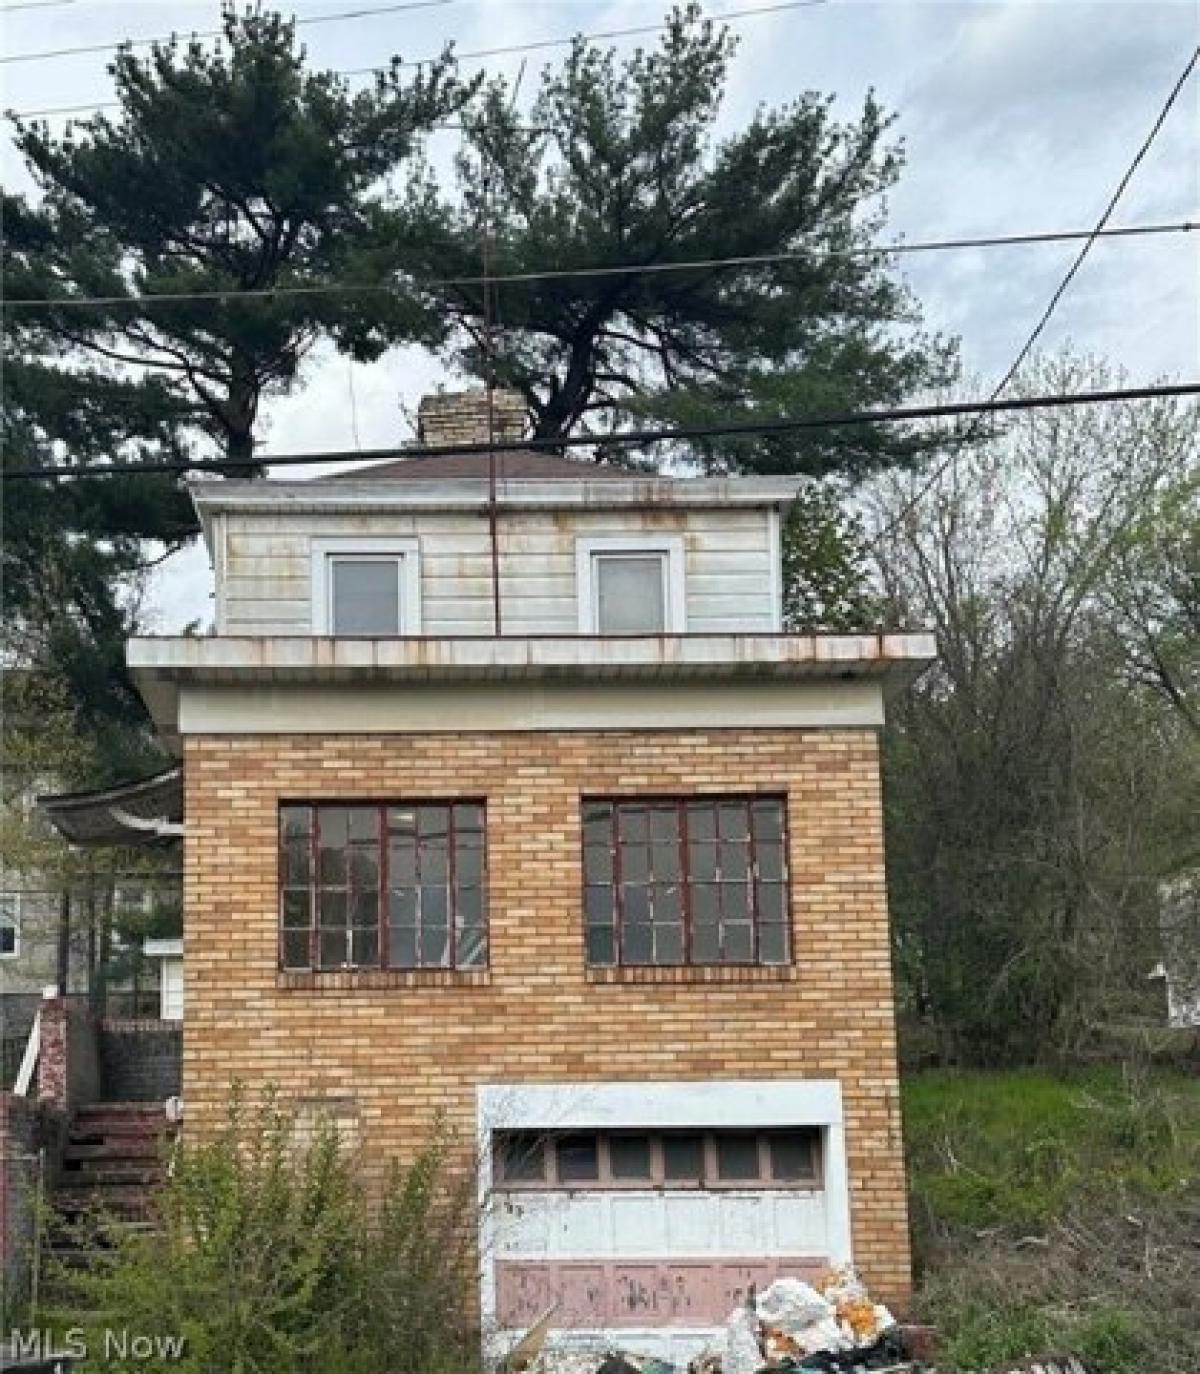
left=100, top=1020, right=182, bottom=1102
left=182, top=727, right=912, bottom=1308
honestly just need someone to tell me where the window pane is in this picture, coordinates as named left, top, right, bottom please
left=388, top=925, right=417, bottom=969
left=623, top=923, right=652, bottom=964
left=331, top=557, right=400, bottom=635
left=348, top=808, right=377, bottom=843
left=283, top=836, right=310, bottom=887
left=419, top=924, right=449, bottom=968
left=595, top=555, right=665, bottom=634
left=351, top=890, right=378, bottom=928
left=389, top=888, right=417, bottom=923
left=583, top=845, right=612, bottom=884
left=693, top=884, right=718, bottom=924
left=349, top=847, right=379, bottom=888
left=719, top=843, right=749, bottom=880
left=716, top=1133, right=760, bottom=1181
left=421, top=886, right=448, bottom=925
left=663, top=1134, right=704, bottom=1182
left=757, top=882, right=786, bottom=922
left=388, top=807, right=418, bottom=835
left=281, top=929, right=310, bottom=969
left=389, top=840, right=417, bottom=886
left=419, top=805, right=449, bottom=838
left=586, top=886, right=614, bottom=923
left=651, top=884, right=681, bottom=922
left=457, top=924, right=487, bottom=969
left=755, top=842, right=785, bottom=882
left=282, top=890, right=310, bottom=927
left=722, top=882, right=750, bottom=918
left=654, top=923, right=684, bottom=966
left=319, top=929, right=347, bottom=969
left=556, top=1134, right=599, bottom=1183
left=421, top=843, right=448, bottom=883
left=351, top=928, right=379, bottom=967
left=649, top=807, right=678, bottom=842
left=759, top=921, right=789, bottom=965
left=610, top=1135, right=652, bottom=1180
left=692, top=924, right=719, bottom=963
left=651, top=842, right=679, bottom=880
left=586, top=924, right=615, bottom=965
left=498, top=1134, right=546, bottom=1184
left=453, top=803, right=482, bottom=833
left=769, top=1131, right=816, bottom=1181
left=0, top=926, right=17, bottom=955
left=686, top=804, right=716, bottom=841
left=718, top=803, right=749, bottom=840
left=622, top=846, right=650, bottom=883
left=281, top=806, right=311, bottom=841
left=582, top=802, right=612, bottom=845
left=723, top=923, right=754, bottom=963
left=457, top=846, right=484, bottom=885
left=751, top=799, right=784, bottom=842
left=689, top=843, right=717, bottom=881
left=623, top=885, right=650, bottom=922
left=457, top=886, right=483, bottom=925
left=319, top=891, right=347, bottom=929
left=620, top=808, right=648, bottom=843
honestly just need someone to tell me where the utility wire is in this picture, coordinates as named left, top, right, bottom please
left=1, top=0, right=453, bottom=65
left=869, top=43, right=1200, bottom=548
left=3, top=218, right=1195, bottom=312
left=10, top=0, right=823, bottom=115
left=4, top=381, right=1198, bottom=482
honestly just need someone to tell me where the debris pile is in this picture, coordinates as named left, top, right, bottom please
left=689, top=1268, right=905, bottom=1373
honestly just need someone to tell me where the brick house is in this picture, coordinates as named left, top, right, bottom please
left=126, top=391, right=933, bottom=1362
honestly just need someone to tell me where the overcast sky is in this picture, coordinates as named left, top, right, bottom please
left=3, top=0, right=1197, bottom=629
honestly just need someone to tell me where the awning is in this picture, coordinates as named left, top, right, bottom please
left=38, top=765, right=183, bottom=847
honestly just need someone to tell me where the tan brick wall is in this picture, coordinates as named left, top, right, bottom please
left=182, top=727, right=912, bottom=1307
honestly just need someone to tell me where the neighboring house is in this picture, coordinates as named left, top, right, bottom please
left=125, top=389, right=934, bottom=1361
left=1152, top=874, right=1200, bottom=1028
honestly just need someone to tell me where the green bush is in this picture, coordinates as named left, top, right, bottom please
left=44, top=1091, right=480, bottom=1373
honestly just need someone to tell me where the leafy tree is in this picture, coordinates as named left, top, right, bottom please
left=874, top=355, right=1200, bottom=1063
left=409, top=3, right=955, bottom=477
left=3, top=5, right=474, bottom=778
left=8, top=4, right=471, bottom=468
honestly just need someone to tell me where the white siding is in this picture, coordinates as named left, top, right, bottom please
left=215, top=507, right=779, bottom=636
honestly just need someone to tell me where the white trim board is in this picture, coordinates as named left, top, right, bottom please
left=309, top=536, right=421, bottom=635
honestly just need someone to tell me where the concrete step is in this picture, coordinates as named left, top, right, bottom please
left=63, top=1139, right=164, bottom=1163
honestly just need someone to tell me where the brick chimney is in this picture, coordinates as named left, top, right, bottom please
left=416, top=388, right=527, bottom=448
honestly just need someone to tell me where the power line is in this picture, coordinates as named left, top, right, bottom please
left=4, top=381, right=1198, bottom=482
left=870, top=43, right=1200, bottom=548
left=3, top=218, right=1195, bottom=313
left=1, top=0, right=453, bottom=65
left=10, top=0, right=823, bottom=115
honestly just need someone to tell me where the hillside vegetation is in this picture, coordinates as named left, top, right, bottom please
left=904, top=1067, right=1200, bottom=1373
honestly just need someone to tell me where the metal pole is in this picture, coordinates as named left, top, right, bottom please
left=480, top=123, right=502, bottom=637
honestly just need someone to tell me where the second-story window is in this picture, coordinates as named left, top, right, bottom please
left=576, top=535, right=685, bottom=634
left=279, top=802, right=486, bottom=972
left=311, top=537, right=421, bottom=635
left=582, top=797, right=790, bottom=968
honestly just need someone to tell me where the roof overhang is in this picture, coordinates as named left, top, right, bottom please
left=187, top=475, right=804, bottom=552
left=128, top=632, right=936, bottom=744
left=38, top=765, right=183, bottom=847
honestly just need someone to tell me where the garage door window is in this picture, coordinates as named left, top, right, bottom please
left=494, top=1128, right=819, bottom=1190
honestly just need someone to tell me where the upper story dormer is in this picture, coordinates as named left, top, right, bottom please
left=192, top=390, right=799, bottom=639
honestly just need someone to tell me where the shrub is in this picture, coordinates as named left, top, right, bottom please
left=44, top=1091, right=479, bottom=1373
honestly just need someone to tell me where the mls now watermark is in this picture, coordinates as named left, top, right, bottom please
left=9, top=1328, right=187, bottom=1363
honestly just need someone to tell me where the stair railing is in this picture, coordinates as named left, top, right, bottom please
left=13, top=984, right=57, bottom=1098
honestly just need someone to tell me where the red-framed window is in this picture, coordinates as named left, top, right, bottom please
left=494, top=1128, right=821, bottom=1190
left=581, top=797, right=789, bottom=967
left=279, top=802, right=486, bottom=972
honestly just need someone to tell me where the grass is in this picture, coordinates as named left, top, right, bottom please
left=902, top=1064, right=1200, bottom=1373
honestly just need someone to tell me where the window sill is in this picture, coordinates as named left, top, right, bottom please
left=277, top=968, right=491, bottom=992
left=585, top=964, right=798, bottom=986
